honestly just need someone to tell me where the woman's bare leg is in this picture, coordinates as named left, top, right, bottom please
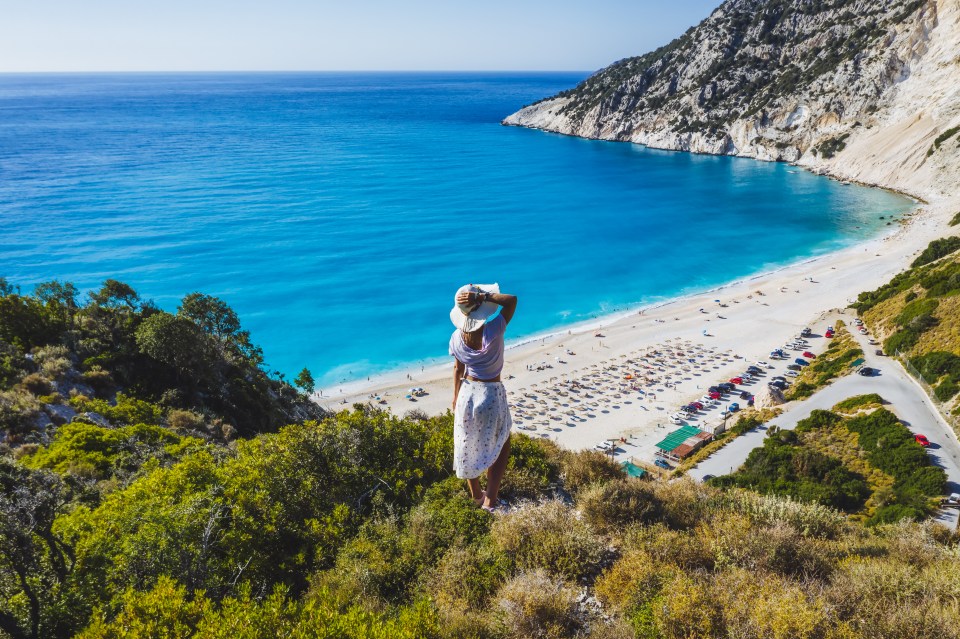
left=466, top=477, right=485, bottom=505
left=483, top=438, right=511, bottom=507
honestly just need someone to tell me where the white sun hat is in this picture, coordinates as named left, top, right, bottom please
left=449, top=283, right=500, bottom=332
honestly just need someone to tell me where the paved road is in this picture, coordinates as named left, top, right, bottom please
left=688, top=316, right=960, bottom=529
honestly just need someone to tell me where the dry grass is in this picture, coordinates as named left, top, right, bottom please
left=495, top=569, right=583, bottom=639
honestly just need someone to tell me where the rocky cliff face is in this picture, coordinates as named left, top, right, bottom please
left=504, top=0, right=960, bottom=201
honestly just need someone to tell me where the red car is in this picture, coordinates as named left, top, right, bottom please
left=803, top=351, right=816, bottom=359
left=729, top=377, right=742, bottom=385
left=915, top=434, right=931, bottom=447
left=825, top=330, right=834, bottom=338
left=709, top=391, right=721, bottom=400
left=691, top=401, right=704, bottom=410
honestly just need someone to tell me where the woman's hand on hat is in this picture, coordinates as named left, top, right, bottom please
left=457, top=290, right=480, bottom=307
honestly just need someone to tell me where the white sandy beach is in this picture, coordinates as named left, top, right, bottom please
left=315, top=192, right=957, bottom=468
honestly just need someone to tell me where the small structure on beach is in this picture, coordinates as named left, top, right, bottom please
left=655, top=425, right=713, bottom=461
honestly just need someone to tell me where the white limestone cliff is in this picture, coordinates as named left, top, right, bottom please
left=504, top=0, right=960, bottom=203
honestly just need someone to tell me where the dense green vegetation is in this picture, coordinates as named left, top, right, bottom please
left=712, top=407, right=945, bottom=525
left=911, top=236, right=960, bottom=268
left=0, top=278, right=322, bottom=445
left=833, top=393, right=885, bottom=414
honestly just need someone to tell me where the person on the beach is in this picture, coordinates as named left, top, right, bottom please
left=449, top=283, right=517, bottom=512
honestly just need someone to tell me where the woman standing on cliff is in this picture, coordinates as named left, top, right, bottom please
left=449, top=284, right=517, bottom=512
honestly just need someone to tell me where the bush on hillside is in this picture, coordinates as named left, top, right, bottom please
left=911, top=236, right=960, bottom=267
left=491, top=500, right=606, bottom=582
left=557, top=448, right=625, bottom=494
left=833, top=394, right=885, bottom=413
left=496, top=569, right=583, bottom=639
left=578, top=478, right=662, bottom=533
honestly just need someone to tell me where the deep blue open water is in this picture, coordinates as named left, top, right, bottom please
left=0, top=72, right=914, bottom=386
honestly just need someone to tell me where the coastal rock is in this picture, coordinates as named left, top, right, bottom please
left=754, top=384, right=785, bottom=409
left=503, top=0, right=960, bottom=200
left=44, top=402, right=78, bottom=426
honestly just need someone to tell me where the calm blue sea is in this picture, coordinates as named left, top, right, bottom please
left=0, top=72, right=913, bottom=387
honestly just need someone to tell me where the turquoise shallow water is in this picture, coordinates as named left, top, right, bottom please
left=0, top=73, right=914, bottom=387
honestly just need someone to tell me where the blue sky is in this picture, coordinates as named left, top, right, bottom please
left=2, top=1, right=721, bottom=72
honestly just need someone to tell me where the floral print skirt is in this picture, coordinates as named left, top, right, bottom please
left=453, top=380, right=512, bottom=479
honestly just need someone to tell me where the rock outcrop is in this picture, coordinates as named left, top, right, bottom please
left=503, top=0, right=960, bottom=200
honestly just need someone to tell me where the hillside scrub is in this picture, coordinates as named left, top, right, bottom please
left=4, top=398, right=960, bottom=637
left=0, top=278, right=324, bottom=445
left=911, top=236, right=960, bottom=268
left=712, top=407, right=945, bottom=526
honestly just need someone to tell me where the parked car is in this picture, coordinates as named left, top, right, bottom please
left=801, top=327, right=813, bottom=336
left=702, top=474, right=716, bottom=481
left=739, top=390, right=752, bottom=399
left=875, top=349, right=884, bottom=356
left=859, top=328, right=869, bottom=335
left=691, top=401, right=704, bottom=410
left=756, top=360, right=771, bottom=368
left=654, top=458, right=672, bottom=470
left=708, top=385, right=721, bottom=394
left=795, top=358, right=809, bottom=366
left=771, top=376, right=786, bottom=383
left=769, top=380, right=788, bottom=389
left=746, top=366, right=762, bottom=374
left=787, top=364, right=802, bottom=371
left=825, top=330, right=834, bottom=338
left=802, top=351, right=816, bottom=359
left=709, top=391, right=722, bottom=400
left=785, top=370, right=799, bottom=377
left=729, top=402, right=740, bottom=412
left=719, top=382, right=736, bottom=391
left=948, top=493, right=960, bottom=505
left=854, top=318, right=863, bottom=325
left=915, top=434, right=931, bottom=447
left=729, top=377, right=743, bottom=384
left=858, top=366, right=876, bottom=376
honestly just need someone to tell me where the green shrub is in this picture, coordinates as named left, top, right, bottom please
left=730, top=415, right=762, bottom=435
left=498, top=434, right=559, bottom=501
left=910, top=351, right=960, bottom=381
left=884, top=329, right=921, bottom=355
left=578, top=478, right=662, bottom=533
left=406, top=480, right=494, bottom=564
left=911, top=236, right=960, bottom=268
left=934, top=379, right=959, bottom=402
left=495, top=569, right=583, bottom=639
left=894, top=298, right=939, bottom=327
left=557, top=448, right=624, bottom=494
left=491, top=500, right=606, bottom=581
left=427, top=539, right=511, bottom=612
left=833, top=394, right=885, bottom=413
left=68, top=393, right=165, bottom=426
left=21, top=421, right=200, bottom=479
left=950, top=212, right=960, bottom=227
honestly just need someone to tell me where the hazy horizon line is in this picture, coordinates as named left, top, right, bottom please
left=0, top=69, right=595, bottom=75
